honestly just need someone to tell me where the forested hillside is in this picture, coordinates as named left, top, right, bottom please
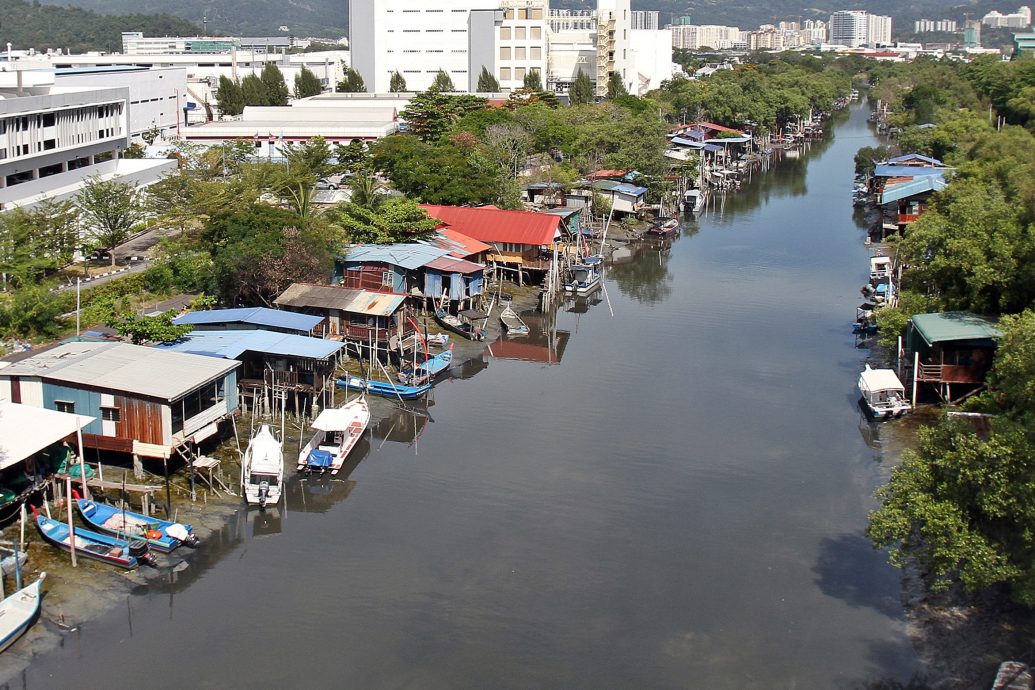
left=0, top=0, right=199, bottom=53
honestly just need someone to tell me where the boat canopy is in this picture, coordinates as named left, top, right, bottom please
left=247, top=426, right=282, bottom=474
left=312, top=404, right=364, bottom=432
left=859, top=366, right=905, bottom=394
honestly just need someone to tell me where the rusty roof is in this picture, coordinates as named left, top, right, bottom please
left=274, top=283, right=407, bottom=316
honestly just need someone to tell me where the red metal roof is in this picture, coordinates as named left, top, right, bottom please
left=430, top=227, right=491, bottom=259
left=695, top=121, right=744, bottom=134
left=420, top=205, right=561, bottom=247
left=586, top=169, right=629, bottom=180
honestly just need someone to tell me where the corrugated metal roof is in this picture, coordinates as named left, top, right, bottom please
left=880, top=175, right=947, bottom=205
left=425, top=256, right=485, bottom=274
left=420, top=205, right=561, bottom=246
left=344, top=244, right=449, bottom=270
left=669, top=136, right=706, bottom=148
left=0, top=342, right=240, bottom=402
left=586, top=169, right=629, bottom=179
left=274, top=283, right=407, bottom=316
left=911, top=312, right=1002, bottom=345
left=158, top=330, right=344, bottom=360
left=887, top=153, right=943, bottom=166
left=0, top=401, right=94, bottom=467
left=591, top=180, right=649, bottom=196
left=425, top=228, right=491, bottom=259
left=873, top=164, right=949, bottom=178
left=173, top=307, right=323, bottom=332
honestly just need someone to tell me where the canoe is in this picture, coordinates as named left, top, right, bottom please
left=338, top=375, right=432, bottom=400
left=499, top=305, right=529, bottom=336
left=398, top=345, right=453, bottom=386
left=73, top=492, right=198, bottom=552
left=34, top=509, right=153, bottom=569
left=0, top=573, right=45, bottom=654
left=434, top=308, right=484, bottom=341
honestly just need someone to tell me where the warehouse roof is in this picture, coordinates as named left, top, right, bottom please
left=173, top=307, right=322, bottom=333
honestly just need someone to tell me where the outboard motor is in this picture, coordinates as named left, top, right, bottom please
left=165, top=522, right=199, bottom=548
left=129, top=540, right=158, bottom=568
left=258, top=480, right=270, bottom=510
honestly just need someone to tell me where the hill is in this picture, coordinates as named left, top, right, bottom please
left=0, top=0, right=200, bottom=53
left=34, top=0, right=346, bottom=39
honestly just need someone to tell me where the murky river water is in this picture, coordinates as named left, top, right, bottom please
left=12, top=105, right=920, bottom=688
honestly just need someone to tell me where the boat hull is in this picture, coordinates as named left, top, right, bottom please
left=434, top=310, right=483, bottom=341
left=338, top=376, right=431, bottom=400
left=0, top=574, right=45, bottom=654
left=75, top=497, right=193, bottom=552
left=36, top=514, right=139, bottom=569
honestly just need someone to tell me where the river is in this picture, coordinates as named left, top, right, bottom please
left=12, top=105, right=921, bottom=688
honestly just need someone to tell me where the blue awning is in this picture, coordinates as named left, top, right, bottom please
left=880, top=175, right=948, bottom=205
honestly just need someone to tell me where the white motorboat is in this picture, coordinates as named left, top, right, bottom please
left=858, top=365, right=911, bottom=420
left=297, top=398, right=370, bottom=475
left=683, top=188, right=706, bottom=214
left=242, top=425, right=284, bottom=508
left=564, top=254, right=602, bottom=296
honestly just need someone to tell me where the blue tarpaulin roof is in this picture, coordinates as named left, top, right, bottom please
left=158, top=330, right=345, bottom=361
left=873, top=164, right=949, bottom=178
left=880, top=174, right=948, bottom=205
left=343, top=244, right=449, bottom=270
left=591, top=180, right=648, bottom=196
left=173, top=307, right=322, bottom=332
left=669, top=136, right=706, bottom=149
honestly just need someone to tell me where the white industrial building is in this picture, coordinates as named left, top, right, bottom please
left=0, top=64, right=176, bottom=212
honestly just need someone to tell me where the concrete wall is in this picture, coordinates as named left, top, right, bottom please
left=55, top=67, right=186, bottom=139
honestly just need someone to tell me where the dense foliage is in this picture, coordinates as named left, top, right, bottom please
left=0, top=0, right=198, bottom=53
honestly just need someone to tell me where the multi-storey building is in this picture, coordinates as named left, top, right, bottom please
left=594, top=0, right=633, bottom=97
left=914, top=19, right=959, bottom=33
left=982, top=7, right=1032, bottom=28
left=829, top=10, right=891, bottom=47
left=121, top=32, right=292, bottom=55
left=497, top=0, right=549, bottom=91
left=631, top=11, right=659, bottom=31
left=671, top=24, right=744, bottom=50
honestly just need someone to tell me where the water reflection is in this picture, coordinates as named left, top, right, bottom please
left=608, top=240, right=674, bottom=305
left=485, top=309, right=570, bottom=366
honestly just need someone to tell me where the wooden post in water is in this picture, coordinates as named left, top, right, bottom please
left=65, top=475, right=77, bottom=567
left=912, top=351, right=920, bottom=404
left=75, top=414, right=89, bottom=500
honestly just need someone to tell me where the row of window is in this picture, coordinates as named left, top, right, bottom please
left=499, top=67, right=540, bottom=81
left=500, top=46, right=543, bottom=60
left=500, top=26, right=544, bottom=40
left=55, top=401, right=121, bottom=421
left=505, top=8, right=544, bottom=20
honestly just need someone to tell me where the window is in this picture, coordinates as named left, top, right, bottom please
left=516, top=27, right=527, bottom=40
left=531, top=27, right=542, bottom=40
left=500, top=67, right=511, bottom=80
left=531, top=47, right=542, bottom=60
left=55, top=401, right=75, bottom=414
left=382, top=271, right=394, bottom=287
left=516, top=67, right=526, bottom=80
left=101, top=406, right=121, bottom=422
left=500, top=46, right=511, bottom=60
left=515, top=46, right=526, bottom=60
left=500, top=27, right=511, bottom=40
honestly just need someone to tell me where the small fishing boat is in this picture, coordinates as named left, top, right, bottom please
left=858, top=365, right=911, bottom=420
left=33, top=508, right=154, bottom=568
left=683, top=189, right=706, bottom=214
left=0, top=550, right=27, bottom=578
left=339, top=375, right=432, bottom=400
left=0, top=572, right=45, bottom=654
left=434, top=308, right=485, bottom=341
left=73, top=491, right=197, bottom=552
left=398, top=345, right=453, bottom=386
left=650, top=217, right=679, bottom=232
left=564, top=255, right=602, bottom=295
left=298, top=398, right=370, bottom=475
left=426, top=333, right=449, bottom=348
left=241, top=424, right=284, bottom=509
left=499, top=305, right=529, bottom=336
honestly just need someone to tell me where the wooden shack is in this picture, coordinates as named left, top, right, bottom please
left=903, top=312, right=1002, bottom=404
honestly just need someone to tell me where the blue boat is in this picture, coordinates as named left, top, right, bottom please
left=398, top=345, right=453, bottom=386
left=338, top=375, right=432, bottom=400
left=73, top=492, right=198, bottom=553
left=33, top=508, right=154, bottom=569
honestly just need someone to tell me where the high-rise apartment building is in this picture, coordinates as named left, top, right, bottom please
left=670, top=24, right=744, bottom=50
left=982, top=6, right=1032, bottom=28
left=631, top=10, right=659, bottom=30
left=829, top=10, right=891, bottom=47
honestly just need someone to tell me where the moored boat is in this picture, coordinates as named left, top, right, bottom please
left=241, top=425, right=284, bottom=509
left=33, top=508, right=154, bottom=568
left=73, top=491, right=197, bottom=552
left=434, top=308, right=485, bottom=341
left=398, top=345, right=453, bottom=386
left=0, top=572, right=45, bottom=654
left=858, top=364, right=911, bottom=420
left=564, top=255, right=602, bottom=295
left=298, top=398, right=370, bottom=475
left=683, top=189, right=706, bottom=214
left=338, top=376, right=432, bottom=400
left=499, top=305, right=529, bottom=336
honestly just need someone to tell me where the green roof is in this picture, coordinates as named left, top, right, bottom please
left=911, top=312, right=1002, bottom=345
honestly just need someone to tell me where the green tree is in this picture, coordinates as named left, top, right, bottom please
left=216, top=76, right=245, bottom=116
left=389, top=71, right=407, bottom=93
left=75, top=177, right=144, bottom=267
left=430, top=69, right=455, bottom=92
left=337, top=67, right=366, bottom=93
left=986, top=310, right=1035, bottom=415
left=240, top=74, right=268, bottom=107
left=606, top=71, right=627, bottom=99
left=477, top=66, right=500, bottom=92
left=335, top=140, right=371, bottom=175
left=0, top=284, right=69, bottom=338
left=330, top=197, right=439, bottom=244
left=347, top=171, right=385, bottom=211
left=260, top=64, right=290, bottom=106
left=109, top=310, right=192, bottom=344
left=569, top=70, right=594, bottom=105
left=523, top=69, right=543, bottom=91
left=0, top=200, right=78, bottom=290
left=398, top=91, right=488, bottom=141
left=293, top=65, right=323, bottom=99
